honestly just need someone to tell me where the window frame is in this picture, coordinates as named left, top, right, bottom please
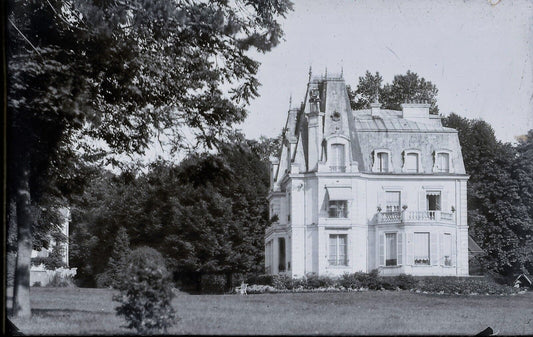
left=328, top=233, right=348, bottom=266
left=433, top=150, right=454, bottom=173
left=328, top=200, right=348, bottom=218
left=385, top=191, right=401, bottom=213
left=372, top=149, right=392, bottom=173
left=325, top=136, right=350, bottom=173
left=414, top=232, right=430, bottom=265
left=402, top=149, right=422, bottom=173
left=385, top=232, right=398, bottom=266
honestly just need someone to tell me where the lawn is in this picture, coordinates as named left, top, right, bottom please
left=8, top=287, right=533, bottom=335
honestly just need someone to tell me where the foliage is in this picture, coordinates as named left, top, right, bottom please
left=7, top=0, right=292, bottom=317
left=71, top=134, right=275, bottom=288
left=416, top=276, right=519, bottom=295
left=246, top=272, right=517, bottom=295
left=303, top=274, right=336, bottom=289
left=339, top=270, right=383, bottom=290
left=348, top=70, right=439, bottom=114
left=200, top=274, right=228, bottom=294
left=47, top=273, right=76, bottom=288
left=113, top=247, right=176, bottom=335
left=96, top=227, right=131, bottom=288
left=443, top=115, right=533, bottom=277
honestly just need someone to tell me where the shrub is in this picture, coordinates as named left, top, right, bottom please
left=246, top=274, right=274, bottom=286
left=32, top=281, right=42, bottom=287
left=113, top=247, right=176, bottom=335
left=272, top=274, right=296, bottom=290
left=97, top=227, right=131, bottom=289
left=47, top=273, right=76, bottom=287
left=416, top=276, right=519, bottom=295
left=201, top=274, right=227, bottom=294
left=304, top=273, right=335, bottom=289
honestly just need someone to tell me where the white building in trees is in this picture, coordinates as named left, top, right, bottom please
left=265, top=72, right=469, bottom=277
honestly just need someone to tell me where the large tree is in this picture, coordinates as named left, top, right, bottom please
left=348, top=70, right=439, bottom=114
left=443, top=114, right=533, bottom=277
left=70, top=134, right=274, bottom=290
left=7, top=0, right=292, bottom=317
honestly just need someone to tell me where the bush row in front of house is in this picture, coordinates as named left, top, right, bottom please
left=244, top=271, right=521, bottom=295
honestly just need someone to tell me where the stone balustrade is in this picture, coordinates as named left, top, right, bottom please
left=377, top=210, right=455, bottom=224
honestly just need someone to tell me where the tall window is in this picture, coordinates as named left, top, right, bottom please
left=404, top=153, right=419, bottom=173
left=328, top=234, right=347, bottom=266
left=386, top=191, right=401, bottom=212
left=331, top=144, right=346, bottom=172
left=385, top=233, right=398, bottom=266
left=414, top=232, right=430, bottom=265
left=377, top=152, right=389, bottom=172
left=278, top=238, right=286, bottom=272
left=328, top=200, right=348, bottom=218
left=443, top=233, right=452, bottom=266
left=426, top=191, right=441, bottom=211
left=436, top=153, right=450, bottom=173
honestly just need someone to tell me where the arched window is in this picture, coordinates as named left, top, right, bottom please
left=405, top=153, right=419, bottom=173
left=402, top=150, right=421, bottom=173
left=330, top=144, right=345, bottom=172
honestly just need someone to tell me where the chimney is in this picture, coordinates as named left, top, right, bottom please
left=370, top=87, right=381, bottom=117
left=401, top=100, right=431, bottom=122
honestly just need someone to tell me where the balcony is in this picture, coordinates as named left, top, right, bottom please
left=377, top=210, right=455, bottom=224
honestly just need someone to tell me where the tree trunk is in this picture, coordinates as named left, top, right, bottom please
left=12, top=160, right=33, bottom=318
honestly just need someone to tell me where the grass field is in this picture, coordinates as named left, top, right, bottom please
left=8, top=287, right=533, bottom=335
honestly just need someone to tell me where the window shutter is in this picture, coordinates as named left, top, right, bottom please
left=430, top=233, right=438, bottom=265
left=397, top=232, right=403, bottom=265
left=452, top=233, right=457, bottom=267
left=439, top=233, right=444, bottom=266
left=445, top=189, right=451, bottom=213
left=379, top=233, right=384, bottom=266
left=406, top=233, right=414, bottom=265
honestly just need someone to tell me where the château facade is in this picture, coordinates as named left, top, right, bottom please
left=265, top=72, right=469, bottom=277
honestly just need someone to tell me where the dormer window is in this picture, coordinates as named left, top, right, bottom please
left=433, top=150, right=453, bottom=173
left=436, top=152, right=450, bottom=173
left=330, top=144, right=346, bottom=172
left=372, top=150, right=391, bottom=173
left=405, top=153, right=418, bottom=172
left=402, top=150, right=422, bottom=173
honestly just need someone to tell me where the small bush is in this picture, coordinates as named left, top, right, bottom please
left=246, top=274, right=274, bottom=286
left=272, top=274, right=296, bottom=290
left=416, top=276, right=518, bottom=295
left=113, top=247, right=176, bottom=335
left=47, top=273, right=76, bottom=287
left=32, top=281, right=42, bottom=287
left=304, top=273, right=335, bottom=289
left=201, top=274, right=227, bottom=294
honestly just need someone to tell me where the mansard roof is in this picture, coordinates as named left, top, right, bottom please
left=352, top=109, right=456, bottom=133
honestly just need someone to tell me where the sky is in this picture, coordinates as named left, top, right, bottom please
left=238, top=0, right=533, bottom=143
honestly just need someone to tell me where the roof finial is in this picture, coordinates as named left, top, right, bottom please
left=288, top=94, right=292, bottom=110
left=340, top=66, right=343, bottom=78
left=325, top=66, right=328, bottom=78
left=374, top=86, right=380, bottom=104
left=308, top=65, right=312, bottom=81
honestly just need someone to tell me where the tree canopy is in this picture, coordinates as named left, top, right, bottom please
left=347, top=70, right=439, bottom=114
left=70, top=134, right=274, bottom=290
left=7, top=0, right=292, bottom=317
left=443, top=115, right=533, bottom=277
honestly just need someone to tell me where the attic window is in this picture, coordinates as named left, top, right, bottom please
left=331, top=111, right=341, bottom=121
left=376, top=152, right=389, bottom=172
left=402, top=150, right=421, bottom=173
